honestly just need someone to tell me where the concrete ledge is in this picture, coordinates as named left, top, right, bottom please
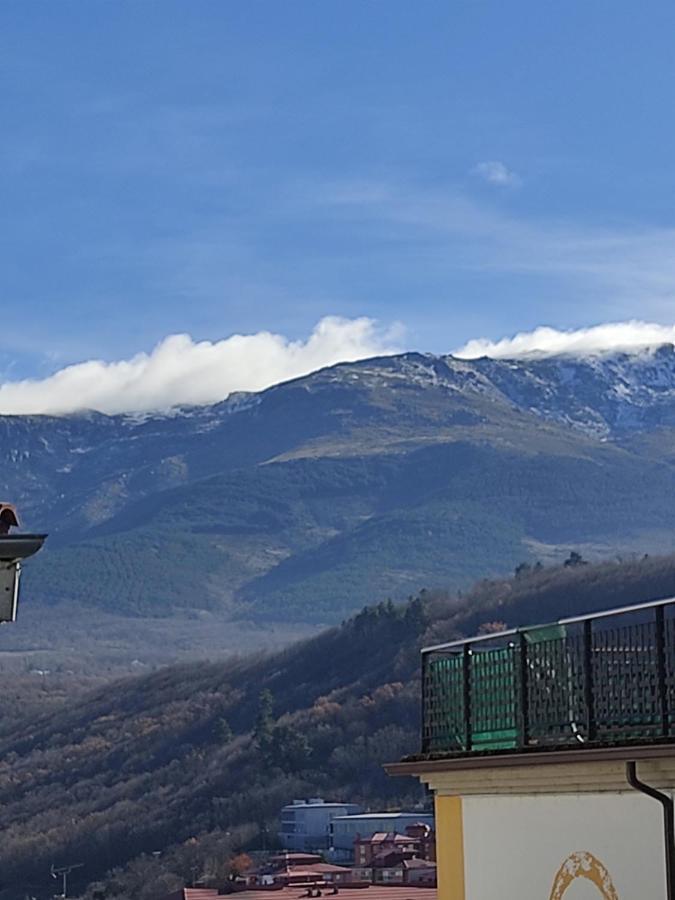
left=386, top=743, right=675, bottom=795
left=386, top=741, right=675, bottom=776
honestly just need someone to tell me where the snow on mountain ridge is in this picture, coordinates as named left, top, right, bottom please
left=255, top=346, right=675, bottom=438
left=6, top=345, right=675, bottom=440
left=465, top=344, right=675, bottom=437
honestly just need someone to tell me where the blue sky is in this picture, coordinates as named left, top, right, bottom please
left=3, top=0, right=675, bottom=386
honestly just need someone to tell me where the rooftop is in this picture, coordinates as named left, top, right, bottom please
left=283, top=801, right=358, bottom=810
left=411, top=595, right=675, bottom=762
left=215, top=886, right=435, bottom=900
left=331, top=814, right=430, bottom=822
left=357, top=834, right=416, bottom=845
left=270, top=855, right=324, bottom=864
left=171, top=886, right=437, bottom=900
left=276, top=864, right=352, bottom=876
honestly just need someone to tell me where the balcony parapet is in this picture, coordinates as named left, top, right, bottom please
left=417, top=596, right=675, bottom=760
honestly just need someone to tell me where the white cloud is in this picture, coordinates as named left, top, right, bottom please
left=0, top=317, right=401, bottom=416
left=471, top=160, right=521, bottom=187
left=455, top=320, right=675, bottom=359
left=6, top=312, right=675, bottom=416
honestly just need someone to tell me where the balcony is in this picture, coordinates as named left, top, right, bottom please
left=418, top=596, right=675, bottom=759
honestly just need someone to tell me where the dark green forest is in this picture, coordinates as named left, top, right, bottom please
left=1, top=553, right=675, bottom=900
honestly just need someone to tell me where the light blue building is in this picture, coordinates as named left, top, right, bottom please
left=278, top=798, right=363, bottom=852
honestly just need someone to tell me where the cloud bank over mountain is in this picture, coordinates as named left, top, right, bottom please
left=0, top=317, right=399, bottom=415
left=4, top=317, right=675, bottom=416
left=455, top=321, right=675, bottom=359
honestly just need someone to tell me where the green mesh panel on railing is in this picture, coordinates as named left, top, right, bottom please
left=425, top=655, right=465, bottom=753
left=470, top=647, right=518, bottom=750
left=425, top=647, right=520, bottom=752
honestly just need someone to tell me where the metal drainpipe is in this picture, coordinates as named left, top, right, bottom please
left=626, top=761, right=675, bottom=900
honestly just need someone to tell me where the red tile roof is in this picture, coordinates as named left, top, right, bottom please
left=271, top=854, right=324, bottom=864
left=283, top=864, right=351, bottom=875
left=170, top=884, right=437, bottom=900
left=164, top=883, right=437, bottom=900
left=232, top=884, right=437, bottom=900
left=171, top=890, right=220, bottom=900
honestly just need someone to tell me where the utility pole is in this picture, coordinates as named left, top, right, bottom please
left=50, top=863, right=83, bottom=898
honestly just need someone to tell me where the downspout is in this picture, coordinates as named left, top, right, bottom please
left=626, top=761, right=675, bottom=900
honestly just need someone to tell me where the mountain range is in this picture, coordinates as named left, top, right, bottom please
left=6, top=345, right=675, bottom=627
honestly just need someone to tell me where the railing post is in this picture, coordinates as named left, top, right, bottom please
left=463, top=644, right=472, bottom=753
left=421, top=651, right=429, bottom=754
left=656, top=606, right=669, bottom=739
left=583, top=618, right=596, bottom=742
left=518, top=632, right=529, bottom=748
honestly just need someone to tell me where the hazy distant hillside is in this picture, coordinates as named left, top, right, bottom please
left=7, top=347, right=675, bottom=626
left=2, top=554, right=675, bottom=900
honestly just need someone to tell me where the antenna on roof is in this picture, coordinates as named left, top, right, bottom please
left=0, top=503, right=46, bottom=623
left=50, top=862, right=83, bottom=898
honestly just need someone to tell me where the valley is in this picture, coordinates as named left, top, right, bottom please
left=0, top=554, right=673, bottom=899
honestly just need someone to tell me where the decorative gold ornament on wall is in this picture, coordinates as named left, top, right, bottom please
left=549, top=851, right=619, bottom=899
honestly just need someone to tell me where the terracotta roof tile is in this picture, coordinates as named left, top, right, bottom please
left=231, top=884, right=437, bottom=900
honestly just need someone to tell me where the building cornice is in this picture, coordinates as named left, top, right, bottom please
left=386, top=744, right=675, bottom=795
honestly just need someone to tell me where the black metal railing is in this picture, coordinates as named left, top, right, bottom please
left=421, top=597, right=675, bottom=757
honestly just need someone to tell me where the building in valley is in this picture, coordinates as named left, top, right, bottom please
left=330, top=812, right=434, bottom=862
left=279, top=799, right=362, bottom=852
left=351, top=824, right=437, bottom=885
left=354, top=824, right=435, bottom=867
left=254, top=852, right=353, bottom=887
left=351, top=853, right=437, bottom=886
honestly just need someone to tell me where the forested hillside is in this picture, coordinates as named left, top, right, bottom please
left=2, top=553, right=675, bottom=900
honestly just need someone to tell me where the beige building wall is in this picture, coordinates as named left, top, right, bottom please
left=492, top=793, right=664, bottom=897
left=421, top=756, right=675, bottom=900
